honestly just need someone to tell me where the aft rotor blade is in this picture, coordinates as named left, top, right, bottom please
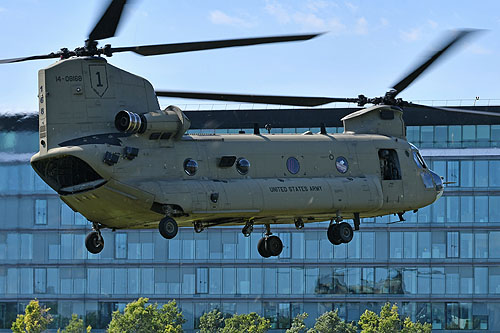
left=410, top=103, right=500, bottom=117
left=155, top=90, right=356, bottom=107
left=111, top=33, right=323, bottom=56
left=391, top=29, right=481, bottom=97
left=88, top=0, right=127, bottom=41
left=0, top=53, right=60, bottom=64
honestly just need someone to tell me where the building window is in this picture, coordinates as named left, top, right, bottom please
left=34, top=268, right=46, bottom=294
left=35, top=200, right=47, bottom=225
left=447, top=232, right=459, bottom=258
left=196, top=268, right=208, bottom=294
left=115, top=234, right=127, bottom=259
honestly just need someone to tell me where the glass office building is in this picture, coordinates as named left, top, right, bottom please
left=0, top=115, right=499, bottom=331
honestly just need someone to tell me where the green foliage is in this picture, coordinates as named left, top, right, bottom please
left=107, top=298, right=185, bottom=333
left=379, top=303, right=401, bottom=333
left=11, top=300, right=53, bottom=333
left=199, top=309, right=224, bottom=333
left=308, top=309, right=357, bottom=333
left=359, top=303, right=432, bottom=333
left=286, top=313, right=308, bottom=333
left=222, top=312, right=270, bottom=333
left=401, top=317, right=432, bottom=333
left=358, top=310, right=380, bottom=333
left=57, top=314, right=91, bottom=333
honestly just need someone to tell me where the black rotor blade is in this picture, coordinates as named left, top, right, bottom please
left=111, top=33, right=323, bottom=56
left=155, top=90, right=356, bottom=107
left=410, top=103, right=500, bottom=117
left=88, top=0, right=127, bottom=41
left=391, top=29, right=480, bottom=97
left=0, top=53, right=60, bottom=64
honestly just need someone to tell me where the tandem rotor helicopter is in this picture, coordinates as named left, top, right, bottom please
left=2, top=0, right=497, bottom=258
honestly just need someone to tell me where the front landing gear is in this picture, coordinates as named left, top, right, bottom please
left=85, top=223, right=104, bottom=254
left=327, top=222, right=354, bottom=245
left=159, top=217, right=178, bottom=239
left=257, top=224, right=283, bottom=258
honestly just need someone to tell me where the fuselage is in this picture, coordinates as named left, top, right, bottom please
left=29, top=56, right=443, bottom=230
left=31, top=131, right=443, bottom=229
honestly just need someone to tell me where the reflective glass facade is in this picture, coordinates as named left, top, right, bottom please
left=0, top=124, right=499, bottom=331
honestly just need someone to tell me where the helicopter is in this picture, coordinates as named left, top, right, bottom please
left=2, top=0, right=497, bottom=258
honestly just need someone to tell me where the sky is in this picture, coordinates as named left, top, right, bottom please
left=0, top=0, right=499, bottom=114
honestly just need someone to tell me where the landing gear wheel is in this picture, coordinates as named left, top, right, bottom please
left=327, top=224, right=342, bottom=245
left=159, top=217, right=178, bottom=239
left=85, top=231, right=104, bottom=254
left=258, top=238, right=271, bottom=258
left=265, top=235, right=283, bottom=257
left=338, top=222, right=354, bottom=243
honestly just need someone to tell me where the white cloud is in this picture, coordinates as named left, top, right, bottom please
left=265, top=3, right=291, bottom=24
left=266, top=1, right=346, bottom=33
left=345, top=2, right=358, bottom=12
left=307, top=0, right=337, bottom=12
left=327, top=17, right=346, bottom=34
left=400, top=28, right=422, bottom=42
left=466, top=43, right=492, bottom=55
left=293, top=12, right=326, bottom=29
left=427, top=19, right=438, bottom=29
left=355, top=17, right=368, bottom=35
left=209, top=10, right=255, bottom=28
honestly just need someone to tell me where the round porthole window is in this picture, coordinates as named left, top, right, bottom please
left=236, top=158, right=250, bottom=175
left=286, top=157, right=300, bottom=174
left=183, top=158, right=198, bottom=176
left=335, top=156, right=348, bottom=173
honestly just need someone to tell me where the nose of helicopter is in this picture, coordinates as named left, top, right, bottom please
left=430, top=170, right=444, bottom=199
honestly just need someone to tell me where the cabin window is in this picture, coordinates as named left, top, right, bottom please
left=183, top=158, right=198, bottom=176
left=378, top=149, right=401, bottom=180
left=236, top=158, right=250, bottom=175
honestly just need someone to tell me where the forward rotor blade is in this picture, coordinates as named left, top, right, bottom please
left=111, top=33, right=323, bottom=56
left=0, top=53, right=60, bottom=64
left=410, top=103, right=500, bottom=117
left=155, top=90, right=355, bottom=107
left=88, top=0, right=127, bottom=41
left=391, top=29, right=481, bottom=96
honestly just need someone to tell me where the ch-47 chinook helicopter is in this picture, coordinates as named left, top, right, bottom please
left=2, top=1, right=497, bottom=258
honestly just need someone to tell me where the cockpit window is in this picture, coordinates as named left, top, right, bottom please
left=31, top=155, right=104, bottom=194
left=413, top=151, right=427, bottom=169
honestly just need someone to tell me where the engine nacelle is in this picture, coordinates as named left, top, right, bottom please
left=115, top=105, right=191, bottom=140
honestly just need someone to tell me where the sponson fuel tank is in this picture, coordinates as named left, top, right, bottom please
left=141, top=176, right=383, bottom=218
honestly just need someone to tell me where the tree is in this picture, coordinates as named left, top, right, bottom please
left=308, top=309, right=357, bottom=333
left=358, top=309, right=380, bottom=333
left=11, top=300, right=53, bottom=333
left=199, top=309, right=224, bottom=333
left=58, top=314, right=92, bottom=333
left=401, top=317, right=432, bottom=333
left=286, top=313, right=308, bottom=333
left=107, top=298, right=185, bottom=333
left=222, top=312, right=270, bottom=333
left=358, top=303, right=432, bottom=333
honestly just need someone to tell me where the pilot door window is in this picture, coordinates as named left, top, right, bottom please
left=378, top=149, right=402, bottom=180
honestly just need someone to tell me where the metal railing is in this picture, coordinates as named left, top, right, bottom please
left=167, top=98, right=500, bottom=111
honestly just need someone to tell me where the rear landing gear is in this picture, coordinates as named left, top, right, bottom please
left=327, top=222, right=354, bottom=245
left=85, top=223, right=104, bottom=254
left=257, top=224, right=283, bottom=258
left=159, top=217, right=178, bottom=239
